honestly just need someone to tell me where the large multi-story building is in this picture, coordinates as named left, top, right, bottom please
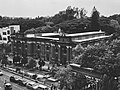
left=0, top=25, right=20, bottom=43
left=11, top=30, right=111, bottom=65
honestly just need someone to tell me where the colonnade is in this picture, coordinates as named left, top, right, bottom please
left=11, top=40, right=73, bottom=65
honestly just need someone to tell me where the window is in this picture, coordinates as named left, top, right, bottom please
left=0, top=34, right=2, bottom=40
left=3, top=37, right=7, bottom=40
left=3, top=32, right=6, bottom=35
left=8, top=36, right=10, bottom=40
left=7, top=30, right=10, bottom=34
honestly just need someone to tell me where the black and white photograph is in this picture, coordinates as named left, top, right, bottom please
left=0, top=0, right=120, bottom=90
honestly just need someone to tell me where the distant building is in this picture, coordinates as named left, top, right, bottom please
left=0, top=25, right=20, bottom=43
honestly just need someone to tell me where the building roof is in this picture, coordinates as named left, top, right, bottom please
left=73, top=35, right=111, bottom=43
left=26, top=34, right=59, bottom=40
left=66, top=31, right=104, bottom=37
left=41, top=33, right=60, bottom=36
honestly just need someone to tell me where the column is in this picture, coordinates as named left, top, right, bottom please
left=24, top=40, right=27, bottom=57
left=41, top=42, right=45, bottom=60
left=27, top=41, right=32, bottom=56
left=11, top=39, right=14, bottom=55
left=44, top=43, right=48, bottom=61
left=51, top=44, right=55, bottom=59
left=66, top=46, right=72, bottom=64
left=58, top=45, right=61, bottom=63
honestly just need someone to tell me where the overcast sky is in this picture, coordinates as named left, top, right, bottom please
left=0, top=0, right=120, bottom=18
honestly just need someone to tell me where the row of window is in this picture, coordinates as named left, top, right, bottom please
left=3, top=30, right=10, bottom=35
left=0, top=36, right=10, bottom=40
left=2, top=30, right=16, bottom=35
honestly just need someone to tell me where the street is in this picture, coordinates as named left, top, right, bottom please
left=0, top=69, right=30, bottom=90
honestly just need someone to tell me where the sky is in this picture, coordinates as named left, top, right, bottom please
left=0, top=0, right=120, bottom=18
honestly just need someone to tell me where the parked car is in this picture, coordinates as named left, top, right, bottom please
left=4, top=83, right=12, bottom=90
left=0, top=70, right=3, bottom=76
left=10, top=76, right=15, bottom=82
left=8, top=68, right=16, bottom=72
left=26, top=82, right=49, bottom=90
left=14, top=77, right=21, bottom=83
left=24, top=72, right=35, bottom=78
left=47, top=77, right=58, bottom=82
left=26, top=81, right=37, bottom=89
left=36, top=74, right=44, bottom=81
left=17, top=78, right=28, bottom=86
left=19, top=70, right=25, bottom=75
left=37, top=84, right=49, bottom=90
left=10, top=76, right=21, bottom=83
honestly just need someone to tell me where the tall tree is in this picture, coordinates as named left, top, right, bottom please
left=90, top=6, right=100, bottom=31
left=54, top=66, right=87, bottom=90
left=80, top=8, right=87, bottom=19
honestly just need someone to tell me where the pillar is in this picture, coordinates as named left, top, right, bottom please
left=11, top=39, right=15, bottom=55
left=51, top=44, right=55, bottom=60
left=44, top=43, right=47, bottom=61
left=66, top=46, right=72, bottom=64
left=58, top=45, right=61, bottom=64
left=41, top=42, right=45, bottom=61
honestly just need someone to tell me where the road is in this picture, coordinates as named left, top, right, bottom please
left=0, top=69, right=29, bottom=90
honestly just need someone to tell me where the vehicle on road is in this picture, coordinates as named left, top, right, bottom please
left=4, top=83, right=12, bottom=90
left=26, top=81, right=37, bottom=89
left=26, top=81, right=49, bottom=90
left=10, top=76, right=21, bottom=83
left=10, top=76, right=15, bottom=82
left=0, top=70, right=3, bottom=76
left=8, top=67, right=16, bottom=72
left=47, top=77, right=58, bottom=82
left=17, top=78, right=28, bottom=86
left=37, top=84, right=49, bottom=90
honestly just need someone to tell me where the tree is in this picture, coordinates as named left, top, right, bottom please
left=27, top=58, right=36, bottom=69
left=1, top=54, right=8, bottom=66
left=80, top=8, right=87, bottom=19
left=110, top=19, right=120, bottom=35
left=38, top=60, right=45, bottom=70
left=72, top=44, right=85, bottom=64
left=0, top=16, right=2, bottom=21
left=90, top=6, right=100, bottom=31
left=21, top=56, right=28, bottom=66
left=54, top=66, right=87, bottom=90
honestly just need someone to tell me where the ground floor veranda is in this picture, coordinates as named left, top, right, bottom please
left=11, top=37, right=74, bottom=65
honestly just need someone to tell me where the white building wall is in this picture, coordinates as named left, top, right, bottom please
left=0, top=25, right=20, bottom=43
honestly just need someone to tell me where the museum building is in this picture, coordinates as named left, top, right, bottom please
left=11, top=30, right=111, bottom=65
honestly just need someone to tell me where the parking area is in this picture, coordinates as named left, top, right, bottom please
left=1, top=65, right=60, bottom=90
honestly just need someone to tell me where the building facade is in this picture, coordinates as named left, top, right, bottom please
left=11, top=31, right=111, bottom=65
left=0, top=25, right=20, bottom=43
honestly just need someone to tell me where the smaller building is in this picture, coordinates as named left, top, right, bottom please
left=0, top=25, right=20, bottom=43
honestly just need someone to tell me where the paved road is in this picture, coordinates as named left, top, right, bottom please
left=0, top=69, right=29, bottom=90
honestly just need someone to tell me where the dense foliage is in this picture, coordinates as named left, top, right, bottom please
left=72, top=38, right=120, bottom=77
left=54, top=66, right=87, bottom=90
left=1, top=6, right=120, bottom=35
